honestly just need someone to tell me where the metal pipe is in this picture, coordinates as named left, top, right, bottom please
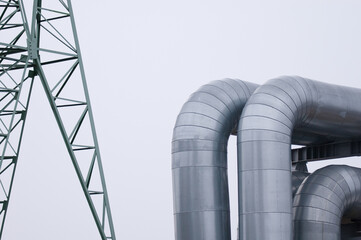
left=293, top=165, right=361, bottom=240
left=237, top=76, right=361, bottom=240
left=172, top=79, right=258, bottom=240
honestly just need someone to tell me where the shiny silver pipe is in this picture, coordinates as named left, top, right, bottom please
left=172, top=79, right=258, bottom=240
left=237, top=76, right=361, bottom=240
left=293, top=165, right=361, bottom=240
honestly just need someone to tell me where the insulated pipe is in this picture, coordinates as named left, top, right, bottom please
left=237, top=76, right=361, bottom=240
left=172, top=79, right=258, bottom=240
left=293, top=165, right=361, bottom=240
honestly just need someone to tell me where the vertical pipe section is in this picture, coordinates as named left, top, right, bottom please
left=172, top=79, right=258, bottom=240
left=238, top=76, right=361, bottom=240
left=293, top=165, right=361, bottom=240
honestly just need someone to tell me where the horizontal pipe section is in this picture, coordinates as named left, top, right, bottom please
left=172, top=79, right=258, bottom=240
left=293, top=165, right=361, bottom=240
left=238, top=76, right=361, bottom=240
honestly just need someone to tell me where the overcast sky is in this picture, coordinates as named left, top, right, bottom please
left=3, top=1, right=361, bottom=239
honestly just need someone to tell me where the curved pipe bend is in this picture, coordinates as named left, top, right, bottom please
left=293, top=165, right=361, bottom=240
left=172, top=79, right=258, bottom=240
left=238, top=76, right=361, bottom=240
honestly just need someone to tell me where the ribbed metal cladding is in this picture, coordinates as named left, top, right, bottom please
left=237, top=76, right=361, bottom=240
left=293, top=165, right=361, bottom=240
left=172, top=79, right=258, bottom=240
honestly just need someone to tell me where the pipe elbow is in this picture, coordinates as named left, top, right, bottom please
left=238, top=76, right=317, bottom=144
left=293, top=165, right=361, bottom=239
left=172, top=79, right=258, bottom=167
left=173, top=79, right=256, bottom=144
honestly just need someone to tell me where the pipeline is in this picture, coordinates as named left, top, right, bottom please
left=293, top=165, right=361, bottom=240
left=172, top=79, right=258, bottom=240
left=238, top=76, right=361, bottom=240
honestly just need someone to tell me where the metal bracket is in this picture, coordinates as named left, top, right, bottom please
left=27, top=38, right=38, bottom=59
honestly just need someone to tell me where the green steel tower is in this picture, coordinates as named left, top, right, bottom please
left=0, top=1, right=116, bottom=239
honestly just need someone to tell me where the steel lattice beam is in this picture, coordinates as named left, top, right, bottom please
left=292, top=140, right=361, bottom=163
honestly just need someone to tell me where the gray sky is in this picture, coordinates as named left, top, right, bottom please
left=3, top=1, right=361, bottom=239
